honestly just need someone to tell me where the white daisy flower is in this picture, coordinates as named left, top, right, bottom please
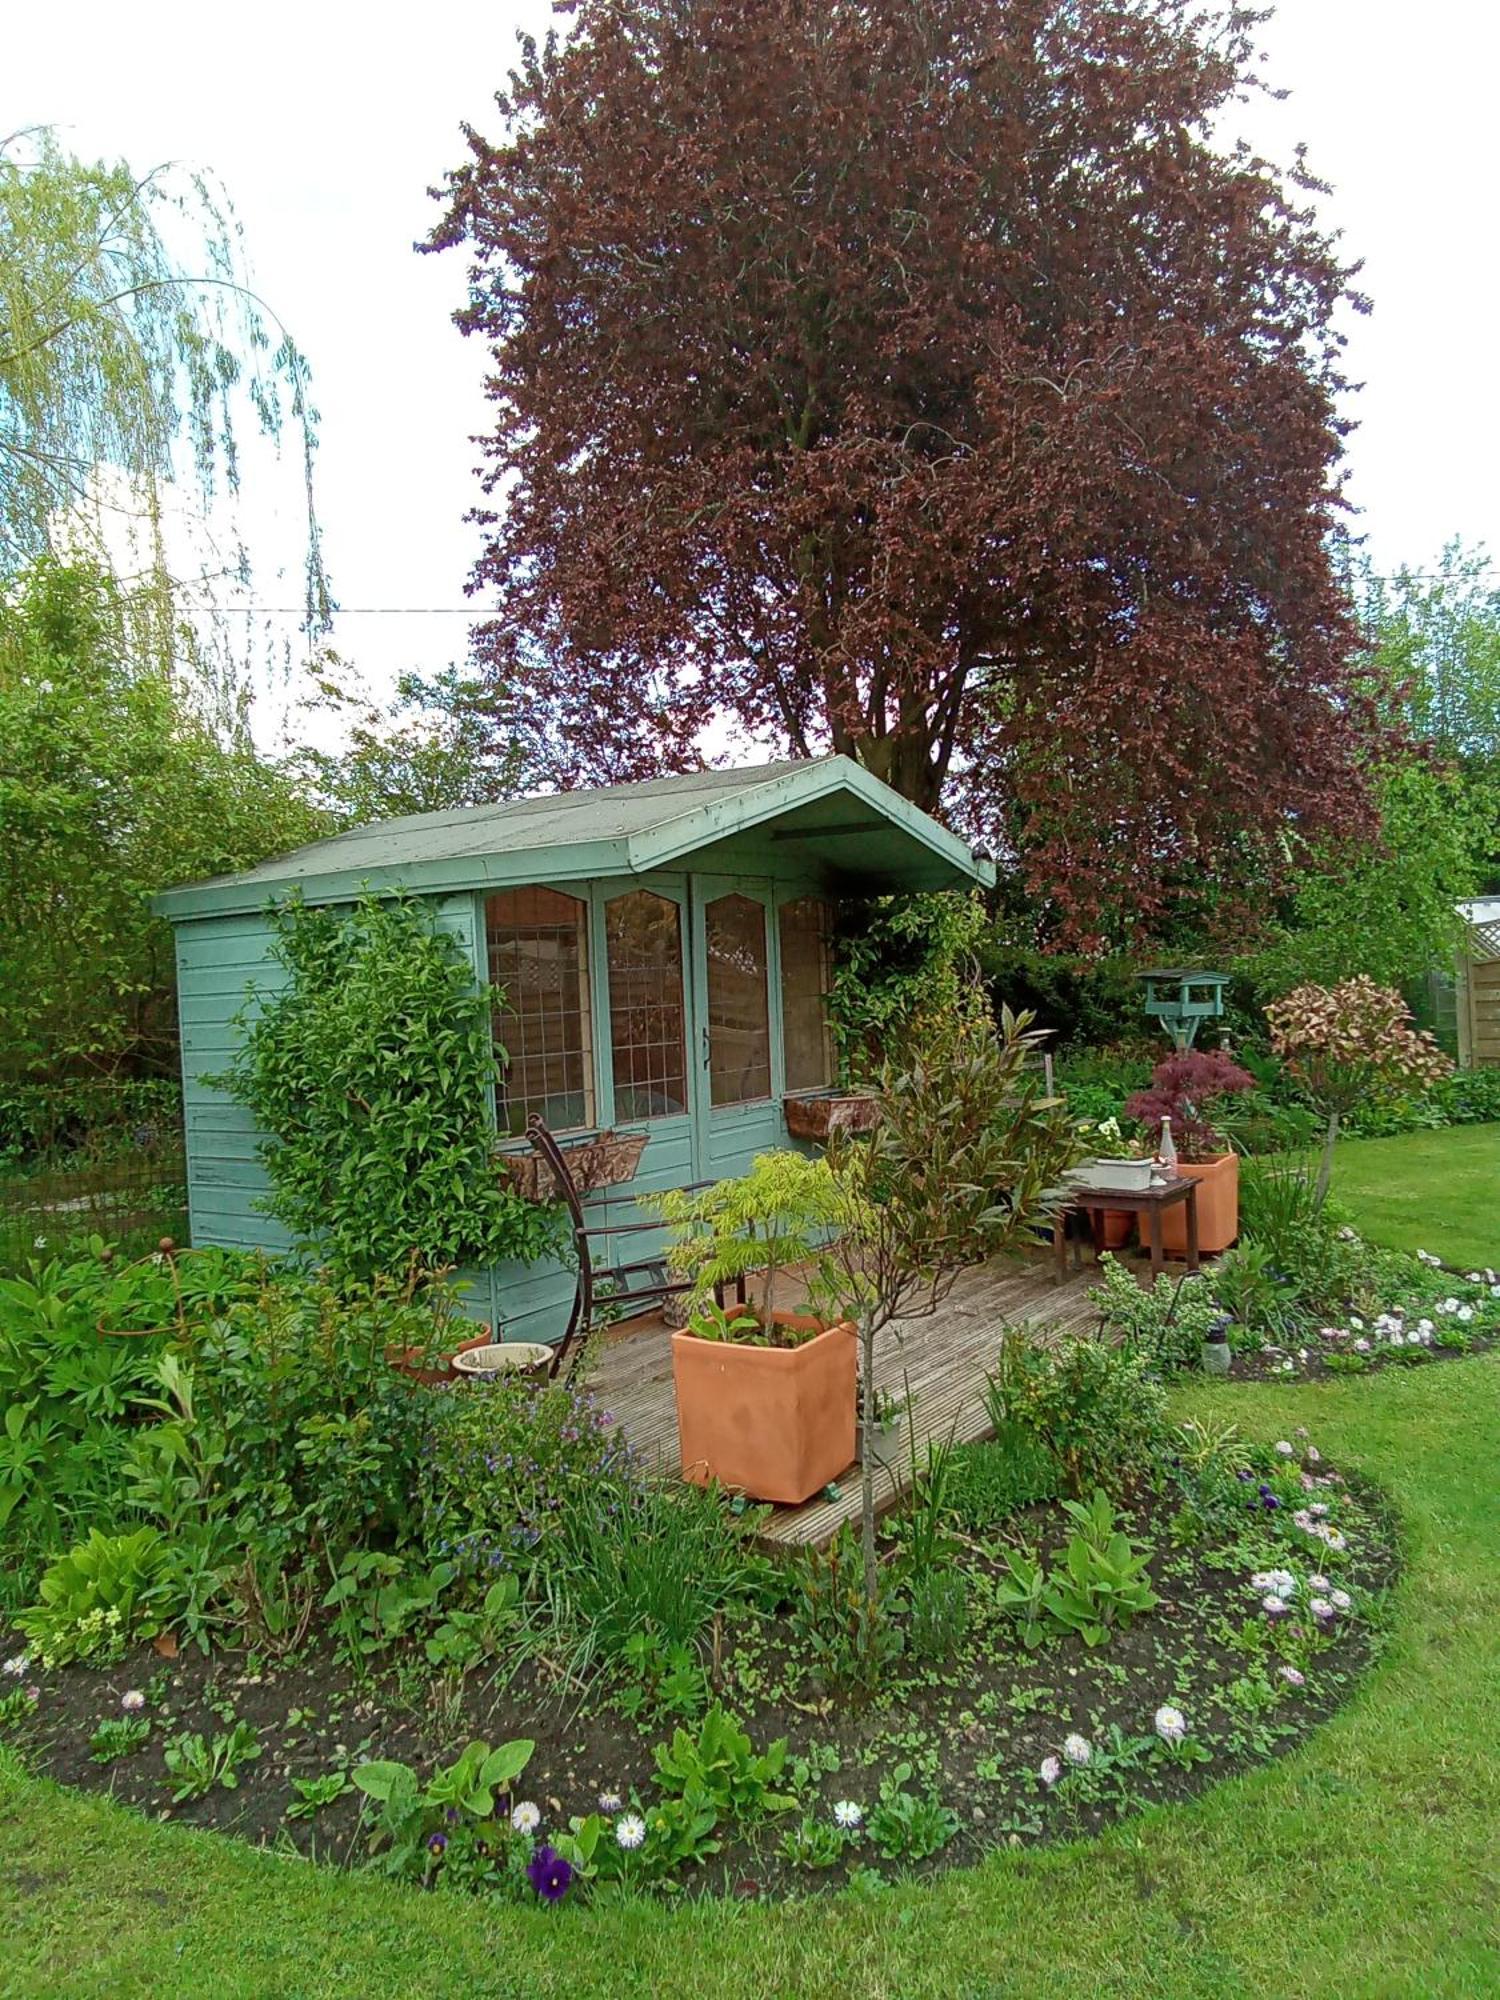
left=1308, top=1573, right=1330, bottom=1592
left=1274, top=1440, right=1295, bottom=1457
left=1262, top=1594, right=1287, bottom=1615
left=1062, top=1734, right=1092, bottom=1767
left=120, top=1688, right=146, bottom=1712
left=615, top=1813, right=647, bottom=1850
left=832, top=1799, right=863, bottom=1829
left=1309, top=1596, right=1335, bottom=1621
left=597, top=1791, right=623, bottom=1813
left=1153, top=1705, right=1187, bottom=1744
left=1305, top=1446, right=1321, bottom=1464
left=1038, top=1755, right=1062, bottom=1787
left=1457, top=1305, right=1475, bottom=1324
left=1278, top=1665, right=1306, bottom=1686
left=1466, top=1273, right=1482, bottom=1285
left=1321, top=1528, right=1347, bottom=1552
left=510, top=1801, right=541, bottom=1834
left=1330, top=1588, right=1352, bottom=1612
left=1353, top=1338, right=1371, bottom=1353
left=1, top=1653, right=29, bottom=1678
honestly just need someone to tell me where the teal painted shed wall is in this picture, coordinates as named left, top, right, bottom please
left=173, top=864, right=827, bottom=1346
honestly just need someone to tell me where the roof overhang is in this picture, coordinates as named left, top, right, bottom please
left=153, top=756, right=992, bottom=922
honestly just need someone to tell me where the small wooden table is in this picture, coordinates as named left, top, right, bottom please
left=1054, top=1176, right=1200, bottom=1284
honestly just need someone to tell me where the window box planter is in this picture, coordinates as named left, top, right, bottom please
left=783, top=1091, right=882, bottom=1144
left=671, top=1314, right=857, bottom=1504
left=1160, top=1152, right=1239, bottom=1255
left=499, top=1128, right=648, bottom=1203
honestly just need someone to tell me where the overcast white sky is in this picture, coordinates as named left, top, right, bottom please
left=9, top=1, right=1499, bottom=746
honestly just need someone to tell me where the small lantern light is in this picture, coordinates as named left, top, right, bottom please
left=1138, top=968, right=1231, bottom=1050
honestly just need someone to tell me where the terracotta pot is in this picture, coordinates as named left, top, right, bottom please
left=1099, top=1210, right=1134, bottom=1251
left=1160, top=1152, right=1239, bottom=1255
left=387, top=1330, right=494, bottom=1387
left=671, top=1315, right=857, bottom=1505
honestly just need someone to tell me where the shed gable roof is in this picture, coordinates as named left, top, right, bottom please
left=154, top=756, right=993, bottom=921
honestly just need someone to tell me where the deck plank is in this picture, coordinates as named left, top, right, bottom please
left=583, top=1251, right=1108, bottom=1548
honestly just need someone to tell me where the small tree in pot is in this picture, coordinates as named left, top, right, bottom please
left=1124, top=1049, right=1255, bottom=1254
left=1266, top=976, right=1451, bottom=1205
left=826, top=997, right=1080, bottom=1631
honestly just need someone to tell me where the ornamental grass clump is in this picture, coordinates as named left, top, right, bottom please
left=1266, top=976, right=1451, bottom=1205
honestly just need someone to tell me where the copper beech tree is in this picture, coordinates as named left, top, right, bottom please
left=431, top=0, right=1383, bottom=944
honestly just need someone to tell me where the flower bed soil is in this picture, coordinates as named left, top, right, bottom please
left=0, top=1453, right=1399, bottom=1901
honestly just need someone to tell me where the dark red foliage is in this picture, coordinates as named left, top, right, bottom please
left=430, top=0, right=1385, bottom=944
left=1124, top=1049, right=1255, bottom=1157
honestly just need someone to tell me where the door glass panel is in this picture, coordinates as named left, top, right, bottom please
left=778, top=897, right=834, bottom=1093
left=705, top=893, right=771, bottom=1106
left=606, top=890, right=688, bottom=1119
left=485, top=887, right=594, bottom=1135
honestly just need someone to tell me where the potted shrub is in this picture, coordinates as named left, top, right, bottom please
left=783, top=1090, right=883, bottom=1144
left=658, top=1154, right=856, bottom=1504
left=855, top=1386, right=908, bottom=1470
left=1124, top=1051, right=1255, bottom=1255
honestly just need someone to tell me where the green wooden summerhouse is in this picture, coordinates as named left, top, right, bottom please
left=154, top=756, right=993, bottom=1345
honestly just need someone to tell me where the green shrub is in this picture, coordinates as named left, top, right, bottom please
left=221, top=891, right=562, bottom=1283
left=985, top=1335, right=1169, bottom=1497
left=1428, top=1067, right=1500, bottom=1126
left=941, top=1428, right=1062, bottom=1530
left=1088, top=1254, right=1218, bottom=1374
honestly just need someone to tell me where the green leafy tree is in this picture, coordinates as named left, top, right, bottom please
left=0, top=127, right=326, bottom=645
left=1244, top=761, right=1487, bottom=997
left=1357, top=541, right=1500, bottom=769
left=294, top=659, right=530, bottom=823
left=0, top=561, right=326, bottom=1077
left=828, top=999, right=1080, bottom=1622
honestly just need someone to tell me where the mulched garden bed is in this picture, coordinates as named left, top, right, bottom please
left=0, top=1435, right=1400, bottom=1902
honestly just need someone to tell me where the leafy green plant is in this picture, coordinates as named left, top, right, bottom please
left=650, top=1706, right=795, bottom=1825
left=788, top=1527, right=903, bottom=1695
left=18, top=1527, right=165, bottom=1666
left=940, top=1427, right=1062, bottom=1530
left=353, top=1737, right=535, bottom=1879
left=905, top=1568, right=969, bottom=1662
left=991, top=1547, right=1052, bottom=1649
left=613, top=1632, right=711, bottom=1722
left=162, top=1720, right=262, bottom=1802
left=286, top=1771, right=353, bottom=1819
left=1040, top=1494, right=1159, bottom=1646
left=866, top=1764, right=960, bottom=1862
left=659, top=1151, right=847, bottom=1320
left=779, top=1815, right=852, bottom=1869
left=424, top=1576, right=522, bottom=1671
left=88, top=1716, right=150, bottom=1764
left=221, top=891, right=562, bottom=1281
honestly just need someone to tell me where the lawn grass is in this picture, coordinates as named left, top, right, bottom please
left=3, top=1353, right=1500, bottom=1998
left=1330, top=1123, right=1500, bottom=1270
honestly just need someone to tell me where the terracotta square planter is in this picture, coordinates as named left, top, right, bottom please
left=671, top=1317, right=857, bottom=1505
left=1160, top=1151, right=1239, bottom=1255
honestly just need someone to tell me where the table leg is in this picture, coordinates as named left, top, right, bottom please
left=1185, top=1185, right=1200, bottom=1272
left=1147, top=1203, right=1163, bottom=1282
left=1087, top=1207, right=1105, bottom=1264
left=1054, top=1214, right=1067, bottom=1284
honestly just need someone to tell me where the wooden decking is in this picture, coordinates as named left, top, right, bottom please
left=582, top=1252, right=1106, bottom=1549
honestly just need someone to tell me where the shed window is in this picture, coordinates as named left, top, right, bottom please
left=486, top=887, right=594, bottom=1135
left=705, top=893, right=771, bottom=1106
left=778, top=897, right=834, bottom=1093
left=606, top=890, right=688, bottom=1119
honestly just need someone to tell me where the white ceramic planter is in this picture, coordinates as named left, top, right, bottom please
left=1070, top=1157, right=1155, bottom=1193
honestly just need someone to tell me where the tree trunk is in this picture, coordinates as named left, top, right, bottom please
left=859, top=1312, right=879, bottom=1622
left=1314, top=1108, right=1340, bottom=1209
